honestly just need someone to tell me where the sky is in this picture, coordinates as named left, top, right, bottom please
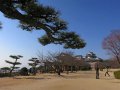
left=1, top=0, right=120, bottom=68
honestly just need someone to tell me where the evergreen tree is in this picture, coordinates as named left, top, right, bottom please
left=0, top=0, right=86, bottom=49
left=28, top=58, right=40, bottom=75
left=20, top=67, right=29, bottom=76
left=1, top=67, right=10, bottom=73
left=5, top=55, right=23, bottom=76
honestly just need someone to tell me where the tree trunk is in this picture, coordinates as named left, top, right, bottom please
left=9, top=58, right=17, bottom=76
left=57, top=66, right=61, bottom=76
left=58, top=70, right=61, bottom=75
left=66, top=66, right=69, bottom=74
left=116, top=56, right=120, bottom=65
left=33, top=67, right=37, bottom=75
left=71, top=66, right=73, bottom=72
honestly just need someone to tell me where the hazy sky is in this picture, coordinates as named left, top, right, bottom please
left=0, top=0, right=120, bottom=68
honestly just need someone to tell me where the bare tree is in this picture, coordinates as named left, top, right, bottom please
left=103, top=30, right=120, bottom=64
left=43, top=51, right=79, bottom=75
left=45, top=52, right=61, bottom=75
left=56, top=52, right=76, bottom=73
left=37, top=51, right=93, bottom=75
left=37, top=51, right=45, bottom=65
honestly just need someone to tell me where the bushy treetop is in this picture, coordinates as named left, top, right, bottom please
left=0, top=0, right=86, bottom=49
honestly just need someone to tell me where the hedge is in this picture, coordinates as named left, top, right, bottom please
left=0, top=73, right=10, bottom=77
left=114, top=70, right=120, bottom=79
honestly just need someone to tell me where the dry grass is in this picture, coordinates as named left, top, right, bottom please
left=0, top=69, right=120, bottom=90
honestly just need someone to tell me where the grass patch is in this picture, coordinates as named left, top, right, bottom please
left=114, top=70, right=120, bottom=79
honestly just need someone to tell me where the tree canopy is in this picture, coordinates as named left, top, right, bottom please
left=0, top=0, right=86, bottom=49
left=28, top=57, right=40, bottom=75
left=102, top=30, right=120, bottom=64
left=28, top=57, right=40, bottom=67
left=5, top=55, right=23, bottom=76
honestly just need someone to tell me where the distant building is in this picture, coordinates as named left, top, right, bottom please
left=76, top=52, right=103, bottom=70
left=42, top=52, right=103, bottom=72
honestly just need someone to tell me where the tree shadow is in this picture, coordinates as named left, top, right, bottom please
left=112, top=81, right=120, bottom=83
left=13, top=77, right=51, bottom=80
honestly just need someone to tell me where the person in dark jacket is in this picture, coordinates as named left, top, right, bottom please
left=105, top=66, right=110, bottom=77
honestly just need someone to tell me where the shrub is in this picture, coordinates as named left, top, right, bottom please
left=114, top=70, right=120, bottom=79
left=80, top=66, right=91, bottom=71
left=0, top=73, right=10, bottom=77
left=20, top=67, right=28, bottom=76
left=29, top=67, right=36, bottom=75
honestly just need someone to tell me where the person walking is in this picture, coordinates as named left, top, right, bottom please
left=105, top=66, right=110, bottom=77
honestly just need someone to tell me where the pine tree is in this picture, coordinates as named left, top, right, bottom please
left=5, top=55, right=23, bottom=76
left=28, top=58, right=40, bottom=75
left=0, top=0, right=86, bottom=49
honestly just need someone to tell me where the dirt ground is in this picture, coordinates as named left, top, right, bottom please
left=0, top=69, right=120, bottom=90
